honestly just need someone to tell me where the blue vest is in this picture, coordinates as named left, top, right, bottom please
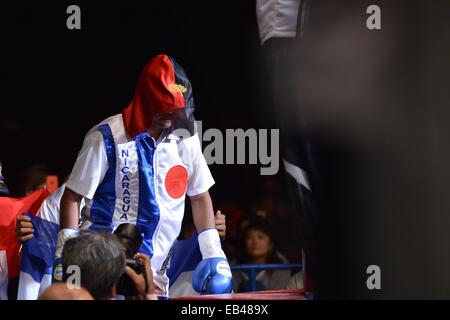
left=88, top=124, right=160, bottom=257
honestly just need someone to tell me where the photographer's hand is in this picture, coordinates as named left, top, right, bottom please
left=124, top=253, right=157, bottom=300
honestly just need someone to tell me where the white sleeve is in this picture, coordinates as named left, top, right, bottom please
left=185, top=133, right=215, bottom=197
left=36, top=184, right=66, bottom=224
left=65, top=129, right=108, bottom=199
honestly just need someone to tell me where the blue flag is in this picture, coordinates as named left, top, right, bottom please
left=167, top=234, right=202, bottom=297
left=17, top=213, right=59, bottom=299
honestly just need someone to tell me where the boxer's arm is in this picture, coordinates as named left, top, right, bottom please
left=190, top=192, right=232, bottom=294
left=60, top=187, right=82, bottom=229
left=190, top=191, right=215, bottom=232
left=52, top=187, right=81, bottom=282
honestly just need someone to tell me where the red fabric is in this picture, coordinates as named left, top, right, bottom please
left=122, top=54, right=186, bottom=139
left=0, top=188, right=49, bottom=278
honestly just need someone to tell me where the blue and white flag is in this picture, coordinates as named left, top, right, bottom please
left=167, top=234, right=202, bottom=297
left=17, top=213, right=59, bottom=300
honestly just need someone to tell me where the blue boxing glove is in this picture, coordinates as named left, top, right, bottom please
left=52, top=228, right=79, bottom=283
left=192, top=229, right=232, bottom=294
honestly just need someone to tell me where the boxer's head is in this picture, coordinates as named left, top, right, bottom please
left=122, top=54, right=195, bottom=138
left=151, top=110, right=180, bottom=130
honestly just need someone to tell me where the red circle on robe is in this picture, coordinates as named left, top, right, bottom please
left=165, top=165, right=188, bottom=199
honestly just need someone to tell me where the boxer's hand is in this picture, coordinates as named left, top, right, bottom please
left=192, top=229, right=233, bottom=294
left=124, top=253, right=157, bottom=300
left=215, top=210, right=226, bottom=240
left=15, top=214, right=34, bottom=243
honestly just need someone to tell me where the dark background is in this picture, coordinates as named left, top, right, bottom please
left=2, top=0, right=450, bottom=299
left=0, top=1, right=271, bottom=202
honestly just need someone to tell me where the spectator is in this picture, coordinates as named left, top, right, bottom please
left=0, top=161, right=9, bottom=196
left=232, top=220, right=291, bottom=292
left=286, top=271, right=304, bottom=290
left=61, top=230, right=156, bottom=300
left=38, top=283, right=94, bottom=300
left=19, top=164, right=50, bottom=196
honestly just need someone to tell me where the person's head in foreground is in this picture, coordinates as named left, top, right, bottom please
left=38, top=283, right=94, bottom=300
left=61, top=231, right=125, bottom=300
left=61, top=230, right=156, bottom=300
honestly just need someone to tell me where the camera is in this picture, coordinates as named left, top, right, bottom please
left=0, top=161, right=10, bottom=197
left=114, top=223, right=147, bottom=296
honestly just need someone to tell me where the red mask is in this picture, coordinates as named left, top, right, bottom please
left=122, top=54, right=189, bottom=139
